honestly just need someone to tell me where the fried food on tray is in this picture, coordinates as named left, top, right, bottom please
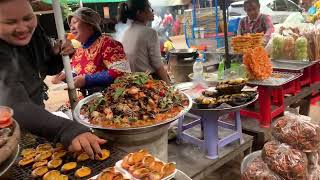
left=36, top=143, right=53, bottom=153
left=121, top=150, right=176, bottom=179
left=98, top=167, right=129, bottom=180
left=42, top=170, right=64, bottom=180
left=149, top=161, right=165, bottom=174
left=18, top=157, right=34, bottom=166
left=32, top=160, right=48, bottom=169
left=75, top=166, right=92, bottom=178
left=34, top=151, right=52, bottom=162
left=61, top=162, right=77, bottom=173
left=95, top=149, right=110, bottom=161
left=31, top=166, right=48, bottom=178
left=52, top=150, right=67, bottom=159
left=231, top=33, right=264, bottom=54
left=80, top=72, right=188, bottom=129
left=162, top=162, right=176, bottom=177
left=142, top=155, right=155, bottom=167
left=21, top=148, right=36, bottom=157
left=132, top=168, right=150, bottom=179
left=77, top=152, right=90, bottom=162
left=47, top=159, right=63, bottom=169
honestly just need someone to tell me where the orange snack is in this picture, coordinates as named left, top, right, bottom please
left=243, top=47, right=272, bottom=80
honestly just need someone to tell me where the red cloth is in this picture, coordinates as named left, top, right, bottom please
left=162, top=14, right=174, bottom=28
left=172, top=19, right=180, bottom=36
left=71, top=35, right=127, bottom=78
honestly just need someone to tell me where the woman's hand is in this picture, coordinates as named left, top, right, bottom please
left=52, top=39, right=75, bottom=56
left=74, top=75, right=86, bottom=88
left=68, top=132, right=107, bottom=160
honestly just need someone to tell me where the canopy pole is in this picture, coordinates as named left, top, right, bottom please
left=222, top=0, right=230, bottom=68
left=52, top=0, right=78, bottom=113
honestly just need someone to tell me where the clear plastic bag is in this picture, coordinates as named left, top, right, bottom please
left=262, top=141, right=308, bottom=180
left=241, top=157, right=284, bottom=180
left=272, top=114, right=320, bottom=152
left=307, top=152, right=320, bottom=180
left=294, top=37, right=308, bottom=60
left=271, top=34, right=284, bottom=59
left=282, top=36, right=295, bottom=59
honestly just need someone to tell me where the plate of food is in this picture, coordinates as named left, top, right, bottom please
left=74, top=72, right=192, bottom=130
left=90, top=149, right=177, bottom=180
left=192, top=78, right=258, bottom=110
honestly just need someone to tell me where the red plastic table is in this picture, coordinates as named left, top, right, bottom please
left=240, top=72, right=302, bottom=128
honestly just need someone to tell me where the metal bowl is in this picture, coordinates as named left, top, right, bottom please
left=240, top=150, right=262, bottom=174
left=74, top=92, right=193, bottom=132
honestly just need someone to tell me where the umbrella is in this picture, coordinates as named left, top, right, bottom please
left=52, top=0, right=78, bottom=112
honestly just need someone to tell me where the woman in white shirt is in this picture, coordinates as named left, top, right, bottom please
left=118, top=0, right=170, bottom=83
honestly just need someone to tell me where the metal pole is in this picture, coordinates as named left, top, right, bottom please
left=222, top=0, right=230, bottom=69
left=192, top=0, right=197, bottom=39
left=52, top=0, right=78, bottom=113
left=214, top=0, right=219, bottom=48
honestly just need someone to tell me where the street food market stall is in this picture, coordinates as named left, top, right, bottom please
left=2, top=0, right=320, bottom=179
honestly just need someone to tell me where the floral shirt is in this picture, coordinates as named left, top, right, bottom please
left=238, top=14, right=275, bottom=42
left=71, top=33, right=130, bottom=88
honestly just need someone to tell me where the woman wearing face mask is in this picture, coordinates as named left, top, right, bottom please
left=118, top=0, right=170, bottom=83
left=53, top=7, right=130, bottom=96
left=0, top=0, right=106, bottom=159
left=238, top=0, right=275, bottom=44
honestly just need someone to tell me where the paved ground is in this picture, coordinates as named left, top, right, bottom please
left=44, top=76, right=320, bottom=180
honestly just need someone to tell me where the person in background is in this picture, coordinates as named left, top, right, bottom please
left=238, top=0, right=275, bottom=43
left=152, top=11, right=162, bottom=32
left=162, top=9, right=174, bottom=36
left=52, top=7, right=130, bottom=96
left=0, top=0, right=106, bottom=158
left=118, top=0, right=170, bottom=83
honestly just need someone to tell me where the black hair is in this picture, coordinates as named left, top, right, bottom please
left=117, top=0, right=150, bottom=23
left=244, top=0, right=260, bottom=7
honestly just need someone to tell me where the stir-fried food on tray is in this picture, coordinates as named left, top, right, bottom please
left=80, top=73, right=189, bottom=128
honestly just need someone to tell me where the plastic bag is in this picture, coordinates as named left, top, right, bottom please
left=282, top=36, right=295, bottom=59
left=294, top=37, right=308, bottom=60
left=262, top=141, right=308, bottom=180
left=272, top=114, right=320, bottom=152
left=271, top=34, right=284, bottom=59
left=241, top=157, right=284, bottom=180
left=307, top=152, right=320, bottom=180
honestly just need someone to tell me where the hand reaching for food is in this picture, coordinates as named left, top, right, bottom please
left=68, top=132, right=107, bottom=160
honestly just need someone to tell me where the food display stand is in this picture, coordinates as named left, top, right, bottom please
left=240, top=72, right=302, bottom=128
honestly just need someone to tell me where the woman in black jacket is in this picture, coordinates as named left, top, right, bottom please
left=0, top=0, right=106, bottom=159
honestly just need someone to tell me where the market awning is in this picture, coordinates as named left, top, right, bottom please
left=41, top=0, right=126, bottom=4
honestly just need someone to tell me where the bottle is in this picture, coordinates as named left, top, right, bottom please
left=193, top=58, right=204, bottom=81
left=218, top=59, right=225, bottom=80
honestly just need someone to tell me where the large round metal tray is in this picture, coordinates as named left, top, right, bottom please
left=74, top=92, right=192, bottom=131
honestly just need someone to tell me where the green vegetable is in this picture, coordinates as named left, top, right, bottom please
left=89, top=97, right=105, bottom=113
left=113, top=88, right=125, bottom=100
left=128, top=117, right=137, bottom=122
